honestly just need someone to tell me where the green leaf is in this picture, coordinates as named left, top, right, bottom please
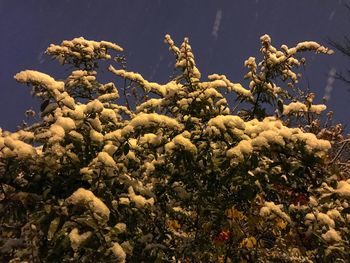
left=40, top=99, right=50, bottom=112
left=319, top=193, right=337, bottom=204
left=43, top=188, right=51, bottom=199
left=277, top=98, right=284, bottom=114
left=123, top=143, right=130, bottom=155
left=341, top=207, right=350, bottom=214
left=44, top=204, right=52, bottom=214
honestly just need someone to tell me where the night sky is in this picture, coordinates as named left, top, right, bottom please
left=0, top=0, right=349, bottom=131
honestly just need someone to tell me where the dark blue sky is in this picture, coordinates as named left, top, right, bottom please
left=0, top=0, right=349, bottom=131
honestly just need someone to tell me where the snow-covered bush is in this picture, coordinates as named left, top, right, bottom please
left=1, top=34, right=349, bottom=262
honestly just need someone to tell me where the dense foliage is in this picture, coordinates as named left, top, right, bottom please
left=1, top=34, right=349, bottom=262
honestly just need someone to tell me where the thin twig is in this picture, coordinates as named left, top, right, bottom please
left=330, top=139, right=349, bottom=164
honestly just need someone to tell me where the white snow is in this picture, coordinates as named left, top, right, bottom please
left=127, top=186, right=154, bottom=208
left=3, top=137, right=36, bottom=159
left=283, top=102, right=326, bottom=115
left=259, top=130, right=285, bottom=146
left=114, top=223, right=127, bottom=233
left=295, top=41, right=334, bottom=54
left=66, top=188, right=110, bottom=220
left=110, top=242, right=126, bottom=262
left=97, top=152, right=116, bottom=167
left=66, top=70, right=96, bottom=88
left=68, top=130, right=84, bottom=143
left=14, top=70, right=64, bottom=92
left=208, top=74, right=252, bottom=98
left=165, top=131, right=197, bottom=154
left=334, top=180, right=350, bottom=197
left=136, top=98, right=164, bottom=113
left=327, top=209, right=343, bottom=220
left=305, top=212, right=335, bottom=228
left=309, top=104, right=327, bottom=114
left=104, top=113, right=184, bottom=143
left=227, top=140, right=253, bottom=161
left=109, top=66, right=182, bottom=97
left=259, top=201, right=292, bottom=223
left=97, top=82, right=118, bottom=99
left=317, top=212, right=335, bottom=227
left=85, top=99, right=104, bottom=114
left=207, top=115, right=245, bottom=132
left=164, top=34, right=180, bottom=55
left=69, top=228, right=92, bottom=251
left=90, top=130, right=104, bottom=143
left=119, top=197, right=130, bottom=206
left=47, top=37, right=123, bottom=61
left=260, top=34, right=271, bottom=44
left=322, top=228, right=342, bottom=243
left=58, top=92, right=76, bottom=109
left=67, top=104, right=85, bottom=120
left=98, top=93, right=119, bottom=102
left=283, top=102, right=307, bottom=114
left=88, top=117, right=103, bottom=132
left=55, top=117, right=76, bottom=131
left=49, top=124, right=66, bottom=142
left=139, top=133, right=162, bottom=146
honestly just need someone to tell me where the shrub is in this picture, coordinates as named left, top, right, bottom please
left=1, top=34, right=349, bottom=262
